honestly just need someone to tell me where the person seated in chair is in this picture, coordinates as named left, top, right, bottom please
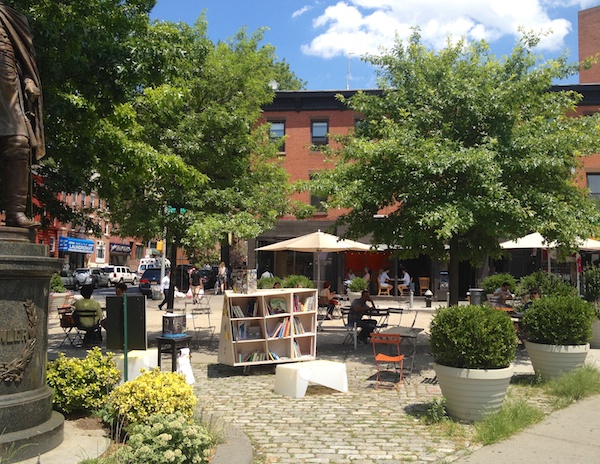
left=319, top=280, right=339, bottom=320
left=349, top=290, right=378, bottom=344
left=493, top=282, right=513, bottom=307
left=378, top=268, right=392, bottom=292
left=73, top=284, right=103, bottom=347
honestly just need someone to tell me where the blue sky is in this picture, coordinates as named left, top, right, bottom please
left=151, top=0, right=600, bottom=90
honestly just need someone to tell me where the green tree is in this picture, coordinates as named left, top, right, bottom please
left=312, top=31, right=600, bottom=305
left=8, top=2, right=302, bottom=258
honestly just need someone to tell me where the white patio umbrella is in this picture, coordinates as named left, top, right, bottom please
left=255, top=230, right=371, bottom=289
left=499, top=233, right=557, bottom=274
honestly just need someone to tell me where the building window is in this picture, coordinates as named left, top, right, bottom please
left=135, top=244, right=144, bottom=260
left=96, top=241, right=105, bottom=261
left=269, top=121, right=285, bottom=152
left=90, top=194, right=95, bottom=208
left=587, top=174, right=600, bottom=198
left=311, top=120, right=328, bottom=145
left=49, top=236, right=55, bottom=253
left=72, top=192, right=77, bottom=206
left=81, top=193, right=86, bottom=208
left=309, top=173, right=327, bottom=213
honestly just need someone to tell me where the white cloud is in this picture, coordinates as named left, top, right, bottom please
left=292, top=5, right=312, bottom=18
left=300, top=0, right=581, bottom=58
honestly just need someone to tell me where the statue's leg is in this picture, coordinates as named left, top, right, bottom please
left=1, top=135, right=40, bottom=228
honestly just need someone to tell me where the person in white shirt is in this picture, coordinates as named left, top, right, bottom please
left=378, top=268, right=392, bottom=289
left=158, top=270, right=170, bottom=310
left=261, top=269, right=274, bottom=279
left=398, top=268, right=411, bottom=296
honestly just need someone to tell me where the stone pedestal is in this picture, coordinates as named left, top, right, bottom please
left=0, top=227, right=64, bottom=462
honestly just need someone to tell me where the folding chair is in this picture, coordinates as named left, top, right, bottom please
left=370, top=332, right=404, bottom=389
left=73, top=310, right=102, bottom=348
left=341, top=309, right=358, bottom=350
left=58, top=309, right=81, bottom=347
left=186, top=294, right=215, bottom=335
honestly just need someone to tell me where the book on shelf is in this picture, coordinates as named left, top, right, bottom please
left=269, top=321, right=283, bottom=338
left=231, top=305, right=245, bottom=318
left=305, top=296, right=315, bottom=312
left=269, top=298, right=287, bottom=313
left=246, top=299, right=257, bottom=317
left=292, top=340, right=301, bottom=358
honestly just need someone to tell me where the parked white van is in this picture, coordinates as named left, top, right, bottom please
left=137, top=257, right=170, bottom=275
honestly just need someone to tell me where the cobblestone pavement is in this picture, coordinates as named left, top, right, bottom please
left=190, top=328, right=478, bottom=464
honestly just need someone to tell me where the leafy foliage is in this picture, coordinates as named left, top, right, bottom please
left=516, top=270, right=577, bottom=298
left=257, top=276, right=283, bottom=289
left=46, top=347, right=121, bottom=414
left=282, top=275, right=314, bottom=289
left=311, top=30, right=600, bottom=305
left=482, top=273, right=516, bottom=295
left=104, top=369, right=196, bottom=427
left=581, top=265, right=600, bottom=303
left=348, top=277, right=369, bottom=292
left=430, top=304, right=517, bottom=369
left=522, top=295, right=594, bottom=345
left=7, top=2, right=303, bottom=256
left=50, top=273, right=67, bottom=293
left=113, top=412, right=216, bottom=464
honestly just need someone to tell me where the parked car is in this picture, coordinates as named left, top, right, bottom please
left=74, top=268, right=93, bottom=286
left=200, top=268, right=217, bottom=291
left=59, top=269, right=79, bottom=290
left=105, top=265, right=137, bottom=285
left=174, top=264, right=194, bottom=292
left=139, top=268, right=162, bottom=297
left=91, top=268, right=110, bottom=288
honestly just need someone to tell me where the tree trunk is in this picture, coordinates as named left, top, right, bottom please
left=449, top=237, right=460, bottom=306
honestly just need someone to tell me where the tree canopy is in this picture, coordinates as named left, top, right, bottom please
left=312, top=31, right=600, bottom=304
left=6, top=0, right=304, bottom=259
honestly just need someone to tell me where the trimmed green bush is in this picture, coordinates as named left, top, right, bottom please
left=46, top=347, right=121, bottom=414
left=430, top=304, right=517, bottom=369
left=282, top=274, right=314, bottom=288
left=50, top=273, right=67, bottom=293
left=104, top=369, right=196, bottom=427
left=348, top=277, right=368, bottom=292
left=581, top=265, right=600, bottom=303
left=482, top=273, right=516, bottom=295
left=516, top=270, right=577, bottom=298
left=114, top=412, right=216, bottom=464
left=522, top=295, right=594, bottom=345
left=257, top=276, right=283, bottom=289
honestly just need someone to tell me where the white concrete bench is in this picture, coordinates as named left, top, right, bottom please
left=274, top=360, right=348, bottom=398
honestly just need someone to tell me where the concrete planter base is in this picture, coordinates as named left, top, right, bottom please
left=525, top=340, right=589, bottom=380
left=433, top=363, right=514, bottom=422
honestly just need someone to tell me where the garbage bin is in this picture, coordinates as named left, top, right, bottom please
left=151, top=284, right=162, bottom=300
left=469, top=288, right=485, bottom=305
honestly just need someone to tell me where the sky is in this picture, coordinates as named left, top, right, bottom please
left=150, top=0, right=600, bottom=90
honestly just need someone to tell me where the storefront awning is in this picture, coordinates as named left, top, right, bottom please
left=58, top=236, right=95, bottom=254
left=109, top=242, right=132, bottom=254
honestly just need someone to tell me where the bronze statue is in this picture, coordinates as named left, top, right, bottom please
left=0, top=2, right=44, bottom=228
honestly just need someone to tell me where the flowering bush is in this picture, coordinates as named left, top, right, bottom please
left=104, top=369, right=196, bottom=427
left=46, top=347, right=121, bottom=414
left=114, top=412, right=216, bottom=464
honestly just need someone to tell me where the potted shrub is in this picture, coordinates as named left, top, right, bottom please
left=580, top=265, right=600, bottom=348
left=522, top=295, right=594, bottom=379
left=430, top=304, right=517, bottom=421
left=49, top=272, right=70, bottom=314
left=347, top=277, right=368, bottom=302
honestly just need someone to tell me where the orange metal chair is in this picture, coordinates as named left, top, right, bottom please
left=370, top=332, right=404, bottom=389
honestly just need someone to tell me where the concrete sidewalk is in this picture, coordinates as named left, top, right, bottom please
left=35, top=292, right=600, bottom=463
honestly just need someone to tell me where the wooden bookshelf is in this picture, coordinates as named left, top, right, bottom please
left=217, top=288, right=318, bottom=367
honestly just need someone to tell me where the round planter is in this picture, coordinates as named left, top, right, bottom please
left=590, top=319, right=600, bottom=349
left=525, top=340, right=589, bottom=380
left=433, top=363, right=514, bottom=422
left=49, top=292, right=71, bottom=314
left=347, top=291, right=362, bottom=302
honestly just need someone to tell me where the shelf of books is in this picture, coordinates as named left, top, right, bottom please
left=217, top=288, right=318, bottom=367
